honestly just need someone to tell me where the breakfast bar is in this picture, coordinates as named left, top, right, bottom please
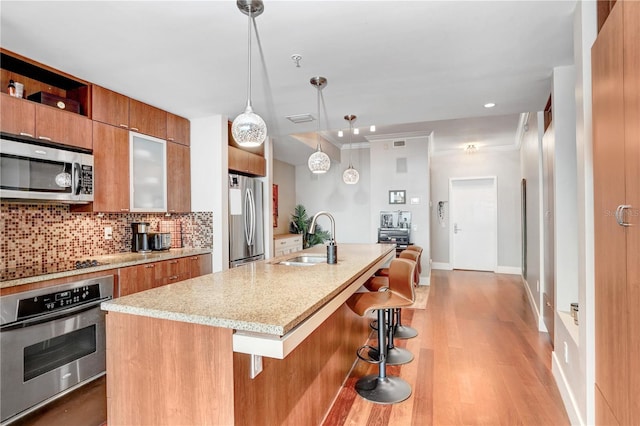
left=101, top=243, right=395, bottom=425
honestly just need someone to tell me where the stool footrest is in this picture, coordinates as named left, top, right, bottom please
left=357, top=345, right=383, bottom=364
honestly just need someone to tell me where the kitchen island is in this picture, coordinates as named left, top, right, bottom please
left=101, top=243, right=395, bottom=425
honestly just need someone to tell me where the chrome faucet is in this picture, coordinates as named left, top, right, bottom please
left=309, top=211, right=337, bottom=264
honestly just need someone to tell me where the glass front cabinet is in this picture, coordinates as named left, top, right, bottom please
left=129, top=132, right=167, bottom=212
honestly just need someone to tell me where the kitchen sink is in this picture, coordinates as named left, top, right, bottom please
left=278, top=255, right=327, bottom=266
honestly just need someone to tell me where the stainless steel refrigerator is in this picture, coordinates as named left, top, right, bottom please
left=229, top=174, right=264, bottom=267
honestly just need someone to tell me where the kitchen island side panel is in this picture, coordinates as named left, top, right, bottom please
left=105, top=312, right=235, bottom=426
left=233, top=303, right=370, bottom=425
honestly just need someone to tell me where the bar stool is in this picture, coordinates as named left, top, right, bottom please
left=367, top=250, right=419, bottom=341
left=377, top=245, right=423, bottom=284
left=405, top=245, right=423, bottom=278
left=346, top=258, right=416, bottom=404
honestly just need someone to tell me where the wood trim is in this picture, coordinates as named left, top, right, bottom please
left=597, top=0, right=619, bottom=33
left=106, top=312, right=235, bottom=425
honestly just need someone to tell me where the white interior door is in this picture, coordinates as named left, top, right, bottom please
left=449, top=177, right=497, bottom=271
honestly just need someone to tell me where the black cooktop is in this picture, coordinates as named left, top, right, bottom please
left=1, top=259, right=107, bottom=282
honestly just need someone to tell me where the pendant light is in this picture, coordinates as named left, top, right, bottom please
left=231, top=0, right=267, bottom=148
left=342, top=114, right=360, bottom=184
left=308, top=76, right=331, bottom=174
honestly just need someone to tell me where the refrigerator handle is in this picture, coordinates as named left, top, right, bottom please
left=248, top=187, right=256, bottom=246
left=244, top=188, right=251, bottom=246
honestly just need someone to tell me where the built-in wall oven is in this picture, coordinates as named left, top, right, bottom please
left=0, top=275, right=113, bottom=423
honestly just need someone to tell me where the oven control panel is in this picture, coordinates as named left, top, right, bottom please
left=16, top=284, right=102, bottom=320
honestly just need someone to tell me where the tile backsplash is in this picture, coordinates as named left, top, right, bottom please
left=1, top=203, right=213, bottom=271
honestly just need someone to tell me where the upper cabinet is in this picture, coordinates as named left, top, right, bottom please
left=129, top=99, right=167, bottom=140
left=227, top=120, right=266, bottom=177
left=130, top=132, right=167, bottom=212
left=92, top=85, right=129, bottom=129
left=167, top=113, right=190, bottom=146
left=167, top=141, right=191, bottom=213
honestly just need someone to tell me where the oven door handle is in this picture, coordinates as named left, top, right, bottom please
left=0, top=296, right=112, bottom=331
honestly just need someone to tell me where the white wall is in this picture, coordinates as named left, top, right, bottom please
left=295, top=146, right=372, bottom=244
left=430, top=148, right=521, bottom=271
left=369, top=137, right=431, bottom=269
left=191, top=115, right=228, bottom=272
left=272, top=159, right=296, bottom=235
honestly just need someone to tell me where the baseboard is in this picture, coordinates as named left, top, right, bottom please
left=552, top=351, right=584, bottom=426
left=521, top=277, right=546, bottom=332
left=431, top=262, right=452, bottom=270
left=495, top=266, right=522, bottom=275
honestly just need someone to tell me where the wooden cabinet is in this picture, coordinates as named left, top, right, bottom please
left=167, top=113, right=190, bottom=146
left=228, top=145, right=266, bottom=177
left=35, top=103, right=92, bottom=150
left=0, top=94, right=91, bottom=150
left=274, top=234, right=303, bottom=257
left=0, top=93, right=35, bottom=136
left=129, top=99, right=167, bottom=140
left=91, top=85, right=129, bottom=129
left=90, top=122, right=130, bottom=212
left=167, top=141, right=191, bottom=213
left=593, top=2, right=640, bottom=424
left=118, top=254, right=212, bottom=297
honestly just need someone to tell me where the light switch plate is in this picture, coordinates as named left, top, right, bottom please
left=104, top=226, right=113, bottom=240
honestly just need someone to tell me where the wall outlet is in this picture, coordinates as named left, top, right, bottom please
left=563, top=341, right=569, bottom=364
left=104, top=226, right=113, bottom=240
left=250, top=354, right=263, bottom=379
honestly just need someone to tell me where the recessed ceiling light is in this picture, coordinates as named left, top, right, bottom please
left=484, top=102, right=496, bottom=108
left=353, top=128, right=360, bottom=135
left=370, top=125, right=376, bottom=132
left=285, top=113, right=314, bottom=124
left=338, top=130, right=343, bottom=137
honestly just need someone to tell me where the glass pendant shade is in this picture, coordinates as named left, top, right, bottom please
left=342, top=114, right=359, bottom=184
left=232, top=105, right=267, bottom=148
left=343, top=166, right=359, bottom=184
left=308, top=76, right=330, bottom=174
left=233, top=0, right=267, bottom=147
left=309, top=150, right=331, bottom=174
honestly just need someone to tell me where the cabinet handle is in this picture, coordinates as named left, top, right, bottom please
left=615, top=205, right=633, bottom=227
left=191, top=257, right=198, bottom=261
left=120, top=208, right=129, bottom=212
left=280, top=241, right=287, bottom=245
left=168, top=137, right=175, bottom=141
left=169, top=275, right=179, bottom=281
left=130, top=127, right=139, bottom=132
left=119, top=124, right=128, bottom=128
left=169, top=260, right=178, bottom=264
left=38, top=136, right=52, bottom=141
left=19, top=132, right=34, bottom=137
left=145, top=264, right=155, bottom=269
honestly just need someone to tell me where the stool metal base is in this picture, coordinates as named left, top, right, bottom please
left=368, top=346, right=414, bottom=366
left=355, top=375, right=412, bottom=404
left=394, top=324, right=418, bottom=339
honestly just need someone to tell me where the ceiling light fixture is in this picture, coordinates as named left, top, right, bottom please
left=338, top=130, right=343, bottom=137
left=370, top=125, right=376, bottom=132
left=484, top=102, right=496, bottom=108
left=231, top=0, right=267, bottom=148
left=464, top=143, right=478, bottom=153
left=342, top=114, right=360, bottom=185
left=308, top=76, right=331, bottom=174
left=353, top=128, right=359, bottom=135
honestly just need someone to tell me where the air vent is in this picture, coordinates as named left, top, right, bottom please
left=286, top=113, right=314, bottom=124
left=393, top=140, right=406, bottom=148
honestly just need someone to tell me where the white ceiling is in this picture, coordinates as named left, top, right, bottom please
left=0, top=0, right=576, bottom=166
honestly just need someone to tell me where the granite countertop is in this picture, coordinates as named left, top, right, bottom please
left=1, top=248, right=211, bottom=289
left=102, top=243, right=395, bottom=336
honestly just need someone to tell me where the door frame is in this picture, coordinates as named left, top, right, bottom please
left=448, top=176, right=498, bottom=271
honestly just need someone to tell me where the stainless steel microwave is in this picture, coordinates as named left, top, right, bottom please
left=0, top=135, right=94, bottom=203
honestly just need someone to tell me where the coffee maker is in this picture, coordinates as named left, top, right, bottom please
left=131, top=222, right=151, bottom=253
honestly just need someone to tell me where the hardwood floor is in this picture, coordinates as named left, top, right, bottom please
left=323, top=270, right=570, bottom=426
left=10, top=270, right=568, bottom=426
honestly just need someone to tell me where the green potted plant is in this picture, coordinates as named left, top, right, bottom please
left=289, top=204, right=331, bottom=249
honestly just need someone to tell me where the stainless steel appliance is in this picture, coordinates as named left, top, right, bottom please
left=0, top=133, right=93, bottom=204
left=0, top=275, right=113, bottom=423
left=131, top=221, right=151, bottom=253
left=148, top=232, right=171, bottom=251
left=229, top=173, right=264, bottom=267
left=378, top=211, right=412, bottom=254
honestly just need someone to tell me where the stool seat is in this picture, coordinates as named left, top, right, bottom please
left=347, top=290, right=413, bottom=317
left=364, top=276, right=388, bottom=292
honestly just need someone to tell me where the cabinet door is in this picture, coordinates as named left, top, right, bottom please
left=130, top=132, right=167, bottom=212
left=248, top=153, right=266, bottom=177
left=119, top=264, right=156, bottom=296
left=189, top=254, right=212, bottom=278
left=92, top=85, right=129, bottom=129
left=92, top=122, right=130, bottom=212
left=0, top=94, right=35, bottom=137
left=167, top=113, right=190, bottom=146
left=593, top=4, right=629, bottom=424
left=167, top=141, right=191, bottom=213
left=35, top=104, right=92, bottom=150
left=129, top=99, right=167, bottom=139
left=228, top=145, right=249, bottom=173
left=164, top=258, right=190, bottom=285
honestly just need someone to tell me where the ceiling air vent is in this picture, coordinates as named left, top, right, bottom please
left=286, top=113, right=314, bottom=124
left=393, top=140, right=406, bottom=148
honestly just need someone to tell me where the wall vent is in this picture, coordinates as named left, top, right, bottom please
left=286, top=113, right=314, bottom=124
left=393, top=140, right=406, bottom=148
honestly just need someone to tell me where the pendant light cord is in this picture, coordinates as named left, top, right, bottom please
left=348, top=121, right=354, bottom=167
left=316, top=86, right=323, bottom=152
left=246, top=7, right=253, bottom=109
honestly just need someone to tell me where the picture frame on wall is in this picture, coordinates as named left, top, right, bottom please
left=389, top=190, right=406, bottom=205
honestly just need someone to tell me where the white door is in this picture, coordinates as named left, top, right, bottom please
left=449, top=177, right=497, bottom=271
